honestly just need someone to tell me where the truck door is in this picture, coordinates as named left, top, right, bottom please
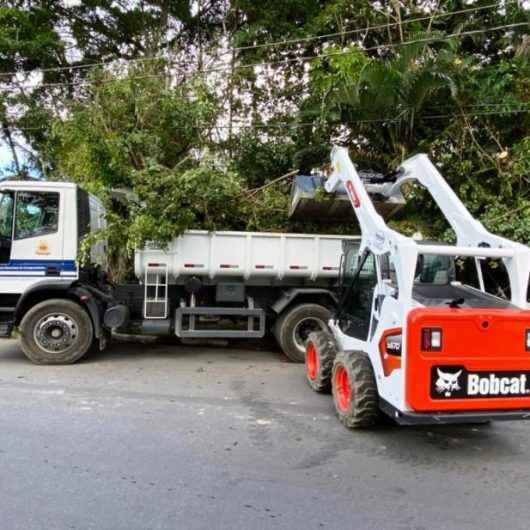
left=0, top=191, right=14, bottom=264
left=10, top=190, right=63, bottom=267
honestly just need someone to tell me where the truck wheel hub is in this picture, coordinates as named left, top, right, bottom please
left=293, top=317, right=326, bottom=353
left=34, top=314, right=78, bottom=353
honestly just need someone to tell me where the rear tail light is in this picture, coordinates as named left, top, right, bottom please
left=526, top=330, right=530, bottom=352
left=421, top=328, right=442, bottom=351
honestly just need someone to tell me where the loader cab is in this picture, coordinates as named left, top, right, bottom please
left=415, top=253, right=455, bottom=285
left=339, top=240, right=361, bottom=291
left=338, top=249, right=379, bottom=341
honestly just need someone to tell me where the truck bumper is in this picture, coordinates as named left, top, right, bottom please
left=380, top=399, right=530, bottom=425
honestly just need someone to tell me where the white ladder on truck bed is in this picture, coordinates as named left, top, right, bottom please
left=144, top=263, right=168, bottom=319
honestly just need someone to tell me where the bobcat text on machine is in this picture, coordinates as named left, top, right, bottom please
left=305, top=146, right=530, bottom=427
left=0, top=179, right=362, bottom=364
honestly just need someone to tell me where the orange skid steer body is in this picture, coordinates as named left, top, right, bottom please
left=406, top=308, right=530, bottom=412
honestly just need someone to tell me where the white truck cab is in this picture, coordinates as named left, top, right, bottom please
left=0, top=180, right=105, bottom=293
left=0, top=179, right=109, bottom=362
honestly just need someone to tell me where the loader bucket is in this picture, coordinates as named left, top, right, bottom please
left=289, top=174, right=404, bottom=222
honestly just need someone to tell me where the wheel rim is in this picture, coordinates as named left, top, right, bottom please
left=306, top=342, right=319, bottom=380
left=334, top=365, right=352, bottom=412
left=293, top=317, right=327, bottom=354
left=33, top=313, right=78, bottom=354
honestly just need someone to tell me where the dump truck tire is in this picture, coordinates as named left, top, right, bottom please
left=275, top=303, right=331, bottom=363
left=19, top=298, right=94, bottom=365
left=332, top=351, right=380, bottom=429
left=305, top=330, right=338, bottom=393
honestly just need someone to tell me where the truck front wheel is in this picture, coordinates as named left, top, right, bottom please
left=275, top=303, right=331, bottom=363
left=19, top=299, right=94, bottom=365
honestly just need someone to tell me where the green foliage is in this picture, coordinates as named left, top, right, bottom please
left=0, top=5, right=63, bottom=72
left=1, top=0, right=529, bottom=276
left=229, top=134, right=296, bottom=189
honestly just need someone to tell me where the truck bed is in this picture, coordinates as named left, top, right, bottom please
left=135, top=230, right=359, bottom=282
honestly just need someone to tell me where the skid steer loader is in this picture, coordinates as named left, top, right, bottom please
left=305, top=146, right=530, bottom=427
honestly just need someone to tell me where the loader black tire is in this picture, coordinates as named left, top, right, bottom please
left=19, top=298, right=94, bottom=365
left=332, top=350, right=380, bottom=429
left=305, top=331, right=338, bottom=393
left=274, top=303, right=331, bottom=363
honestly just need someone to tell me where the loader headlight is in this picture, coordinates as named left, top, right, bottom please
left=421, top=328, right=443, bottom=352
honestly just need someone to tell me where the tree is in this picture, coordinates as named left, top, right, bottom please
left=47, top=64, right=238, bottom=278
left=0, top=0, right=528, bottom=260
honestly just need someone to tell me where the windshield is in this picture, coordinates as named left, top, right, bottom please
left=415, top=253, right=454, bottom=284
left=413, top=253, right=513, bottom=309
left=0, top=192, right=14, bottom=239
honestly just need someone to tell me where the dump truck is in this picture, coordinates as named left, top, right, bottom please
left=305, top=147, right=530, bottom=427
left=0, top=178, right=369, bottom=363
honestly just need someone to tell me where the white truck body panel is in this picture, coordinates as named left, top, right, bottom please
left=135, top=230, right=359, bottom=282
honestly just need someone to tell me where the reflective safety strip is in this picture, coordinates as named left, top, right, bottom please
left=0, top=259, right=77, bottom=277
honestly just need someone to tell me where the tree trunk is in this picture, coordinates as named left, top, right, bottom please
left=2, top=121, right=21, bottom=176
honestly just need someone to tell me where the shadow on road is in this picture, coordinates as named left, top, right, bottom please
left=0, top=336, right=285, bottom=366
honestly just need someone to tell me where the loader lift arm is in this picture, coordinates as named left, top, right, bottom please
left=325, top=147, right=530, bottom=308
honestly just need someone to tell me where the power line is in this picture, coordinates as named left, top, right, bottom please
left=6, top=107, right=530, bottom=134
left=219, top=22, right=530, bottom=74
left=0, top=0, right=518, bottom=80
left=1, top=22, right=528, bottom=92
left=231, top=0, right=521, bottom=52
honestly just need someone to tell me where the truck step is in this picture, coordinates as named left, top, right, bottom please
left=175, top=306, right=265, bottom=339
left=144, top=263, right=168, bottom=319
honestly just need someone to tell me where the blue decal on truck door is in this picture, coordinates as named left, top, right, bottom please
left=0, top=259, right=77, bottom=277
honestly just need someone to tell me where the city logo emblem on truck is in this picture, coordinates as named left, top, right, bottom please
left=435, top=368, right=462, bottom=397
left=36, top=241, right=50, bottom=256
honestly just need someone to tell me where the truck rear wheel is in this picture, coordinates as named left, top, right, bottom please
left=19, top=299, right=94, bottom=365
left=305, top=331, right=337, bottom=393
left=275, top=303, right=331, bottom=363
left=332, top=351, right=380, bottom=429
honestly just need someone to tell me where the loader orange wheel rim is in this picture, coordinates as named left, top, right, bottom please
left=335, top=365, right=352, bottom=411
left=306, top=342, right=319, bottom=380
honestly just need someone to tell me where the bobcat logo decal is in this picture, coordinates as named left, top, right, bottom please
left=435, top=368, right=462, bottom=397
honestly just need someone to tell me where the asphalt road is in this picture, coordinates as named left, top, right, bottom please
left=1, top=338, right=530, bottom=530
